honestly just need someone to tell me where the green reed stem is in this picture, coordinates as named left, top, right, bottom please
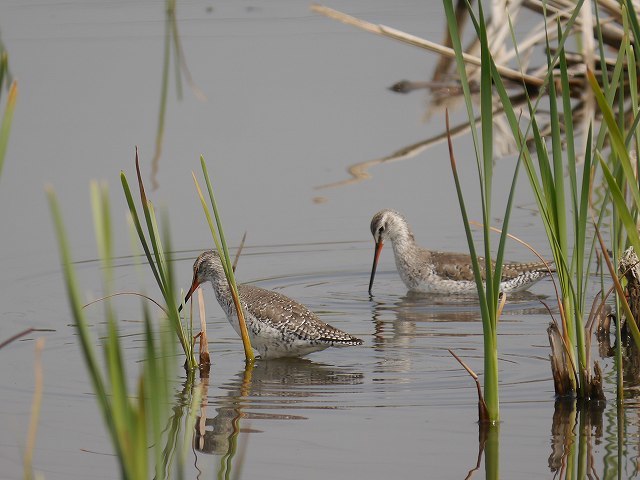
left=0, top=80, right=17, bottom=181
left=193, top=156, right=255, bottom=363
left=444, top=0, right=527, bottom=423
left=121, top=149, right=197, bottom=369
left=48, top=183, right=193, bottom=479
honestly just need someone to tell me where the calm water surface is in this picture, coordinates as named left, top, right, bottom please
left=0, top=1, right=634, bottom=479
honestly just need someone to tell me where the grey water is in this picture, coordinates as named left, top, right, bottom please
left=0, top=1, right=632, bottom=479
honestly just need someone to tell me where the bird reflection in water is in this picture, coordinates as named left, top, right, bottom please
left=192, top=358, right=364, bottom=460
left=369, top=291, right=551, bottom=379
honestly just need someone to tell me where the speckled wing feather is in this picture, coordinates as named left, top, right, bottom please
left=237, top=284, right=362, bottom=345
left=501, top=260, right=551, bottom=279
left=430, top=251, right=483, bottom=281
left=430, top=251, right=551, bottom=282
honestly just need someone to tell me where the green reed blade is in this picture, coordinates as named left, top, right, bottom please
left=191, top=172, right=226, bottom=277
left=135, top=157, right=171, bottom=293
left=442, top=0, right=481, bottom=169
left=624, top=0, right=640, bottom=65
left=198, top=156, right=255, bottom=363
left=599, top=157, right=640, bottom=269
left=0, top=80, right=17, bottom=181
left=91, top=183, right=128, bottom=418
left=477, top=1, right=496, bottom=310
left=0, top=52, right=6, bottom=99
left=594, top=220, right=640, bottom=350
left=588, top=69, right=640, bottom=210
left=200, top=157, right=235, bottom=278
left=121, top=172, right=165, bottom=296
left=142, top=305, right=164, bottom=480
left=46, top=187, right=129, bottom=476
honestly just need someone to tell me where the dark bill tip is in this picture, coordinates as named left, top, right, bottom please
left=179, top=278, right=199, bottom=313
left=368, top=241, right=384, bottom=294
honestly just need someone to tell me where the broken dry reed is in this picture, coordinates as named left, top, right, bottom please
left=0, top=328, right=52, bottom=350
left=311, top=4, right=544, bottom=88
left=197, top=288, right=210, bottom=368
left=191, top=155, right=255, bottom=363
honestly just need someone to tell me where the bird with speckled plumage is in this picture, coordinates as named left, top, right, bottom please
left=184, top=250, right=363, bottom=359
left=368, top=209, right=553, bottom=294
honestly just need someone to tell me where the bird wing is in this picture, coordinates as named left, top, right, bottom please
left=430, top=251, right=551, bottom=282
left=501, top=260, right=552, bottom=279
left=430, top=251, right=484, bottom=282
left=237, top=284, right=359, bottom=343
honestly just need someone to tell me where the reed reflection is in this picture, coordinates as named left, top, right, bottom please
left=192, top=358, right=364, bottom=459
left=464, top=424, right=500, bottom=480
left=369, top=291, right=551, bottom=383
left=549, top=399, right=604, bottom=480
left=370, top=291, right=549, bottom=342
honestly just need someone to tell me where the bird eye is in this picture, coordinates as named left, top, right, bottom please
left=378, top=226, right=385, bottom=234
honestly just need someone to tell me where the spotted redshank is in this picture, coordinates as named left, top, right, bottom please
left=368, top=209, right=552, bottom=294
left=184, top=250, right=363, bottom=359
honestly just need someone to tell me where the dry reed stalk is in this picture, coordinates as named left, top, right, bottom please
left=548, top=323, right=575, bottom=396
left=310, top=4, right=544, bottom=88
left=448, top=349, right=489, bottom=423
left=619, top=247, right=640, bottom=327
left=197, top=288, right=210, bottom=370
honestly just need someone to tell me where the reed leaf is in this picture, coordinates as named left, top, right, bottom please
left=48, top=183, right=195, bottom=479
left=121, top=149, right=197, bottom=369
left=192, top=156, right=255, bottom=363
left=443, top=0, right=528, bottom=423
left=0, top=80, right=17, bottom=180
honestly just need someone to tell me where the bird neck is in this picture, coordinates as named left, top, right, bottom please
left=204, top=261, right=234, bottom=303
left=389, top=223, right=416, bottom=256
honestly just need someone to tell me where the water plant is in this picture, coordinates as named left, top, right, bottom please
left=0, top=37, right=15, bottom=178
left=121, top=148, right=199, bottom=369
left=443, top=0, right=525, bottom=424
left=190, top=155, right=254, bottom=363
left=47, top=181, right=201, bottom=479
left=443, top=0, right=610, bottom=401
left=587, top=14, right=640, bottom=401
left=512, top=13, right=603, bottom=400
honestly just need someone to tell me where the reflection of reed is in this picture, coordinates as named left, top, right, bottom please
left=548, top=399, right=604, bottom=479
left=373, top=290, right=548, bottom=326
left=370, top=291, right=550, bottom=379
left=464, top=424, right=500, bottom=480
left=194, top=359, right=364, bottom=457
left=314, top=119, right=473, bottom=191
left=151, top=0, right=206, bottom=190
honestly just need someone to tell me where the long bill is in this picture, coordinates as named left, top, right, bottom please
left=178, top=275, right=200, bottom=313
left=368, top=241, right=384, bottom=294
